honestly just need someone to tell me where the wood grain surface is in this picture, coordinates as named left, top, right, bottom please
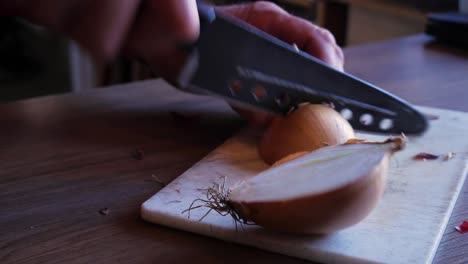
left=1, top=34, right=467, bottom=263
left=345, top=35, right=468, bottom=264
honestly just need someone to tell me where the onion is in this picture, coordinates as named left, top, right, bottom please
left=185, top=137, right=405, bottom=234
left=271, top=151, right=309, bottom=167
left=259, top=104, right=355, bottom=164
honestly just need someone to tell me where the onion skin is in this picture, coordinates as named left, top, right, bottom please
left=259, top=104, right=355, bottom=164
left=229, top=155, right=388, bottom=234
left=271, top=151, right=309, bottom=167
left=228, top=138, right=404, bottom=234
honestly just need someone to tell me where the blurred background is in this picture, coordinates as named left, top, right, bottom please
left=0, top=0, right=459, bottom=102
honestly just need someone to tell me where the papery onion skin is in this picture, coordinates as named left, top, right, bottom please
left=229, top=156, right=388, bottom=234
left=259, top=104, right=355, bottom=164
left=229, top=139, right=404, bottom=234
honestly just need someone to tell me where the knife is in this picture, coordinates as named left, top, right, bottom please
left=176, top=3, right=428, bottom=135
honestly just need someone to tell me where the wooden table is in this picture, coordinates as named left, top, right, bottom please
left=316, top=0, right=457, bottom=46
left=1, top=35, right=467, bottom=263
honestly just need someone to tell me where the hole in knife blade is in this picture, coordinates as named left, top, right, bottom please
left=229, top=80, right=242, bottom=95
left=360, top=113, right=373, bottom=126
left=252, top=85, right=267, bottom=101
left=340, top=108, right=353, bottom=120
left=379, top=118, right=393, bottom=130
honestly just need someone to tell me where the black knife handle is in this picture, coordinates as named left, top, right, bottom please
left=197, top=2, right=216, bottom=28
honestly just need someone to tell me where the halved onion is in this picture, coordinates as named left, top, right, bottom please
left=187, top=137, right=404, bottom=235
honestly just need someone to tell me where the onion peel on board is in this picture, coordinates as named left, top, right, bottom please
left=183, top=136, right=405, bottom=234
left=455, top=221, right=468, bottom=234
left=412, top=152, right=439, bottom=160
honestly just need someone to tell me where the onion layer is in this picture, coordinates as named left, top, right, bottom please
left=271, top=151, right=309, bottom=167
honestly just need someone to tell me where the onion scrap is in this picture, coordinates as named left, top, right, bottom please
left=412, top=152, right=439, bottom=161
left=412, top=152, right=456, bottom=161
left=455, top=221, right=468, bottom=234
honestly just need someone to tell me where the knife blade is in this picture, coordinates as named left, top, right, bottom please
left=177, top=3, right=428, bottom=135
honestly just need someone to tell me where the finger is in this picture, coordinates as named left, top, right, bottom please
left=163, top=0, right=200, bottom=42
left=22, top=0, right=141, bottom=60
left=270, top=16, right=344, bottom=71
left=124, top=0, right=199, bottom=80
left=68, top=0, right=141, bottom=60
left=217, top=1, right=344, bottom=71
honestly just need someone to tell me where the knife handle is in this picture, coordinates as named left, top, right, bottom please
left=197, top=2, right=216, bottom=28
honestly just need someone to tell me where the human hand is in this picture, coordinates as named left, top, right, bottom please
left=3, top=1, right=343, bottom=126
left=2, top=0, right=199, bottom=80
left=217, top=2, right=343, bottom=71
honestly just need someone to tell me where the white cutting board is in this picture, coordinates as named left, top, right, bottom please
left=142, top=106, right=468, bottom=264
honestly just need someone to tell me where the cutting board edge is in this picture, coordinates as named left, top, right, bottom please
left=140, top=203, right=384, bottom=264
left=427, top=160, right=468, bottom=264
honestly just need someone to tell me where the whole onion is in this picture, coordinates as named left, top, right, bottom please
left=259, top=104, right=355, bottom=164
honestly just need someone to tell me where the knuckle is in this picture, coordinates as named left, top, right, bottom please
left=336, top=45, right=344, bottom=61
left=316, top=27, right=344, bottom=67
left=317, top=28, right=337, bottom=45
left=335, top=47, right=345, bottom=68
